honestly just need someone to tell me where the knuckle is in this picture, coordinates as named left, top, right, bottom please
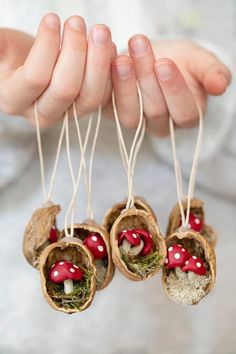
left=51, top=83, right=78, bottom=102
left=77, top=95, right=102, bottom=115
left=24, top=69, right=49, bottom=90
left=120, top=115, right=138, bottom=129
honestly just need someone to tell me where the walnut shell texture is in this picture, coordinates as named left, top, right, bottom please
left=162, top=230, right=216, bottom=305
left=61, top=222, right=115, bottom=291
left=110, top=208, right=166, bottom=281
left=39, top=237, right=96, bottom=314
left=103, top=196, right=157, bottom=233
left=167, top=198, right=217, bottom=247
left=23, top=203, right=61, bottom=268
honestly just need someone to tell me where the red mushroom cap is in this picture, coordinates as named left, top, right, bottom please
left=118, top=229, right=141, bottom=247
left=182, top=256, right=206, bottom=275
left=83, top=233, right=108, bottom=259
left=48, top=226, right=58, bottom=244
left=165, top=244, right=190, bottom=269
left=49, top=260, right=83, bottom=283
left=179, top=212, right=203, bottom=232
left=188, top=212, right=204, bottom=233
left=133, top=228, right=154, bottom=256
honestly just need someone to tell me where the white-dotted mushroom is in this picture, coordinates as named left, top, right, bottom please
left=182, top=255, right=206, bottom=280
left=48, top=260, right=83, bottom=294
left=166, top=244, right=191, bottom=279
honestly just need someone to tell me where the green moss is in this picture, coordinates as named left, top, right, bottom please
left=47, top=266, right=94, bottom=311
left=120, top=249, right=163, bottom=279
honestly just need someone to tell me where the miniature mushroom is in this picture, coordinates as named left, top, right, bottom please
left=182, top=255, right=206, bottom=280
left=165, top=244, right=190, bottom=279
left=83, top=233, right=108, bottom=259
left=118, top=229, right=144, bottom=256
left=188, top=212, right=204, bottom=233
left=48, top=260, right=83, bottom=294
left=48, top=226, right=58, bottom=244
left=133, top=229, right=154, bottom=256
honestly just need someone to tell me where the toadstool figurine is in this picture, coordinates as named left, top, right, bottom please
left=118, top=229, right=144, bottom=256
left=179, top=212, right=203, bottom=233
left=133, top=229, right=154, bottom=256
left=182, top=255, right=206, bottom=280
left=83, top=233, right=108, bottom=259
left=48, top=226, right=58, bottom=244
left=48, top=260, right=83, bottom=294
left=165, top=244, right=190, bottom=279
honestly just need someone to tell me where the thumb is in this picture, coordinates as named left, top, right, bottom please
left=189, top=46, right=232, bottom=96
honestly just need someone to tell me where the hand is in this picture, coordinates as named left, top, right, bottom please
left=0, top=13, right=113, bottom=128
left=111, top=37, right=231, bottom=136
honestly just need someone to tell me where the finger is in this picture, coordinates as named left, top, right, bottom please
left=112, top=55, right=139, bottom=128
left=155, top=58, right=199, bottom=128
left=0, top=13, right=60, bottom=114
left=128, top=35, right=169, bottom=135
left=188, top=47, right=232, bottom=95
left=35, top=16, right=87, bottom=126
left=75, top=24, right=112, bottom=116
left=102, top=42, right=117, bottom=109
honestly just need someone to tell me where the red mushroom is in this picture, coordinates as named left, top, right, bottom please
left=179, top=212, right=203, bottom=232
left=118, top=229, right=144, bottom=256
left=83, top=233, right=108, bottom=259
left=48, top=260, right=83, bottom=294
left=182, top=255, right=206, bottom=280
left=48, top=226, right=58, bottom=244
left=133, top=229, right=154, bottom=256
left=165, top=244, right=190, bottom=279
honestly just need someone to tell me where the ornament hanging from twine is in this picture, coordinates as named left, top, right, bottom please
left=107, top=84, right=166, bottom=281
left=162, top=103, right=216, bottom=305
left=23, top=102, right=66, bottom=268
left=39, top=104, right=114, bottom=313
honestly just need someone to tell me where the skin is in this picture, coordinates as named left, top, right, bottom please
left=0, top=13, right=231, bottom=136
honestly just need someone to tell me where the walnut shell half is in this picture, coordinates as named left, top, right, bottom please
left=61, top=222, right=115, bottom=291
left=167, top=198, right=217, bottom=247
left=103, top=196, right=157, bottom=233
left=39, top=237, right=96, bottom=314
left=162, top=230, right=216, bottom=305
left=23, top=203, right=61, bottom=268
left=110, top=209, right=166, bottom=281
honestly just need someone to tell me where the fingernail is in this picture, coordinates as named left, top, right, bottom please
left=68, top=16, right=85, bottom=32
left=45, top=14, right=60, bottom=29
left=130, top=36, right=148, bottom=56
left=92, top=25, right=109, bottom=45
left=116, top=63, right=132, bottom=80
left=155, top=62, right=174, bottom=81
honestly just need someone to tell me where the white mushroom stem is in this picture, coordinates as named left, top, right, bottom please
left=63, top=279, right=74, bottom=294
left=121, top=239, right=144, bottom=256
left=175, top=266, right=187, bottom=280
left=187, top=271, right=195, bottom=281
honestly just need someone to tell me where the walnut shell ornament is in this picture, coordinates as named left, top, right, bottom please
left=167, top=198, right=217, bottom=247
left=103, top=196, right=157, bottom=233
left=61, top=222, right=115, bottom=291
left=162, top=230, right=216, bottom=305
left=39, top=237, right=96, bottom=314
left=110, top=208, right=166, bottom=281
left=23, top=203, right=61, bottom=268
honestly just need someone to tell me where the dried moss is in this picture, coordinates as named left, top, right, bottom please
left=120, top=249, right=163, bottom=279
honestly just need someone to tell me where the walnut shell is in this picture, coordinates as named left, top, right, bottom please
left=61, top=222, right=115, bottom=291
left=38, top=237, right=96, bottom=314
left=110, top=209, right=166, bottom=281
left=23, top=203, right=61, bottom=268
left=162, top=230, right=216, bottom=305
left=103, top=196, right=157, bottom=233
left=167, top=198, right=217, bottom=247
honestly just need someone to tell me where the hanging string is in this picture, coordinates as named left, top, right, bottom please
left=34, top=101, right=66, bottom=204
left=64, top=106, right=101, bottom=237
left=112, top=83, right=146, bottom=209
left=169, top=101, right=203, bottom=230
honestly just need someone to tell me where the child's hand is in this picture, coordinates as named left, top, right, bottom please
left=0, top=13, right=113, bottom=127
left=111, top=37, right=231, bottom=136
